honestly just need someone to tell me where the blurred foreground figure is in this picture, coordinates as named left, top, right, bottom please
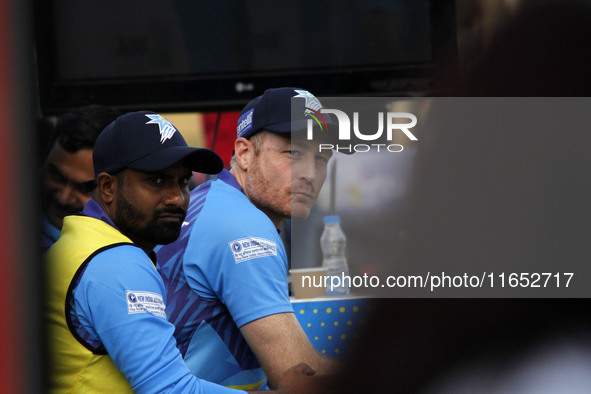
left=335, top=1, right=591, bottom=393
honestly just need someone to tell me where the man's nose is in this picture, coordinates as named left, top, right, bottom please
left=163, top=184, right=187, bottom=206
left=56, top=183, right=81, bottom=206
left=295, top=157, right=317, bottom=182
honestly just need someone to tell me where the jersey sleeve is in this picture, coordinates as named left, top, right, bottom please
left=184, top=187, right=294, bottom=328
left=72, top=245, right=245, bottom=394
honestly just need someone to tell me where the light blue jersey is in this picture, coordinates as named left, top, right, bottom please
left=41, top=213, right=61, bottom=252
left=156, top=170, right=294, bottom=390
left=68, top=199, right=244, bottom=394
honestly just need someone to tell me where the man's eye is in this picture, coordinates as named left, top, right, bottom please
left=50, top=173, right=66, bottom=183
left=47, top=167, right=67, bottom=183
left=79, top=181, right=95, bottom=195
left=149, top=177, right=163, bottom=185
left=288, top=150, right=301, bottom=157
left=316, top=155, right=329, bottom=164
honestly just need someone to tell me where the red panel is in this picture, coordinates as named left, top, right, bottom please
left=0, top=0, right=25, bottom=392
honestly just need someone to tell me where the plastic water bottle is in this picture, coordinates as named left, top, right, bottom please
left=320, top=215, right=350, bottom=295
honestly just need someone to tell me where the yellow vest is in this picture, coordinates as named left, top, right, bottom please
left=45, top=215, right=136, bottom=393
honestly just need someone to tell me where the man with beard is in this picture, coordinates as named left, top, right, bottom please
left=44, top=111, right=317, bottom=393
left=155, top=88, right=337, bottom=390
left=40, top=105, right=120, bottom=251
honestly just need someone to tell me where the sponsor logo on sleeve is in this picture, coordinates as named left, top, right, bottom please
left=228, top=237, right=277, bottom=263
left=126, top=290, right=166, bottom=318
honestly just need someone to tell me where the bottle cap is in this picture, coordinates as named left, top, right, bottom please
left=323, top=215, right=340, bottom=224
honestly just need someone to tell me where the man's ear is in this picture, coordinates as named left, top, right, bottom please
left=96, top=172, right=118, bottom=204
left=233, top=137, right=253, bottom=170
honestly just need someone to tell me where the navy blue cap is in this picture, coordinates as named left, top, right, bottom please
left=236, top=87, right=331, bottom=139
left=93, top=111, right=223, bottom=179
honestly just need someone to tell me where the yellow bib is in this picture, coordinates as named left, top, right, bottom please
left=45, top=215, right=135, bottom=393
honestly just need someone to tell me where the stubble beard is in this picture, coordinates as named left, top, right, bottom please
left=245, top=162, right=291, bottom=224
left=114, top=187, right=185, bottom=247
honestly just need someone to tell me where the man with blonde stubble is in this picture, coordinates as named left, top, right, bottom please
left=156, top=88, right=338, bottom=390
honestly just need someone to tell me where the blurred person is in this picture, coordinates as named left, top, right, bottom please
left=454, top=0, right=591, bottom=96
left=155, top=88, right=338, bottom=389
left=44, top=111, right=319, bottom=394
left=331, top=0, right=591, bottom=393
left=40, top=105, right=120, bottom=251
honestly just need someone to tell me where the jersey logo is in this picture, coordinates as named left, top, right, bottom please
left=228, top=237, right=277, bottom=263
left=126, top=290, right=167, bottom=318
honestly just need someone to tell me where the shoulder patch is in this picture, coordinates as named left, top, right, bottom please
left=126, top=290, right=166, bottom=318
left=228, top=237, right=277, bottom=263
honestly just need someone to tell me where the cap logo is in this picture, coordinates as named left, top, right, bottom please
left=237, top=108, right=254, bottom=137
left=294, top=89, right=323, bottom=113
left=145, top=114, right=177, bottom=143
left=294, top=89, right=327, bottom=131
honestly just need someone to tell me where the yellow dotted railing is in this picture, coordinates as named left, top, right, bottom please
left=292, top=298, right=370, bottom=358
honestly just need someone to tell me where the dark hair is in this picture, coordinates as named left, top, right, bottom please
left=53, top=105, right=121, bottom=153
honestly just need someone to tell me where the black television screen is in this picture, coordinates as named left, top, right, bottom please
left=34, top=0, right=456, bottom=115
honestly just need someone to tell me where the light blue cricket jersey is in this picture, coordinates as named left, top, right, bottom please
left=156, top=169, right=294, bottom=390
left=41, top=212, right=61, bottom=252
left=68, top=199, right=244, bottom=394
